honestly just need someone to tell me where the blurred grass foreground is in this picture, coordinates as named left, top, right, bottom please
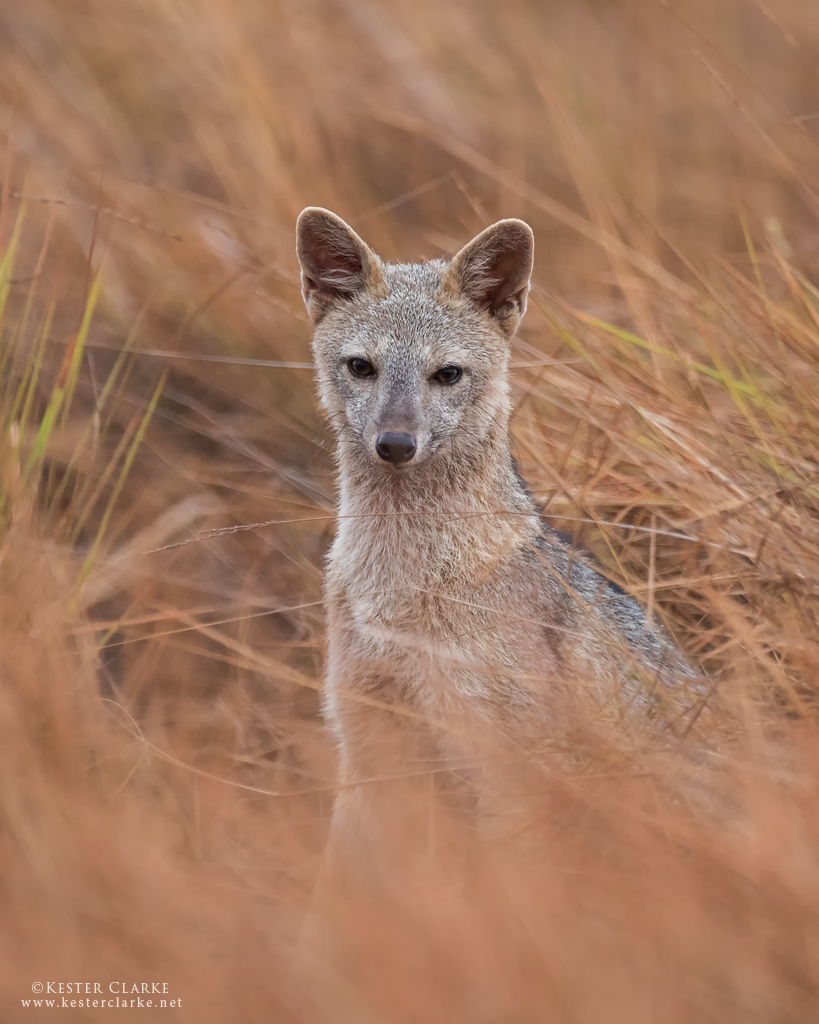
left=3, top=1, right=819, bottom=1020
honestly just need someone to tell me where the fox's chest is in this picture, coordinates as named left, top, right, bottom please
left=325, top=531, right=563, bottom=732
left=331, top=584, right=552, bottom=736
left=328, top=541, right=545, bottom=672
left=328, top=515, right=527, bottom=622
left=328, top=532, right=482, bottom=644
left=336, top=591, right=527, bottom=718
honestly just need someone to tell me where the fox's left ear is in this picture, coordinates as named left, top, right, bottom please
left=443, top=219, right=534, bottom=338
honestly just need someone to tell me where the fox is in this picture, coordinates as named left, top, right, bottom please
left=295, top=207, right=701, bottom=863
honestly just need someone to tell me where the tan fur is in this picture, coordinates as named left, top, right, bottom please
left=296, top=208, right=700, bottom=866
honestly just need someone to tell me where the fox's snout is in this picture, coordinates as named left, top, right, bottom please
left=375, top=431, right=417, bottom=465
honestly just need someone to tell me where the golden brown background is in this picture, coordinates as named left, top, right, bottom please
left=2, top=1, right=819, bottom=1020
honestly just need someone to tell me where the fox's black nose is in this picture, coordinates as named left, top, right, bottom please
left=375, top=432, right=417, bottom=464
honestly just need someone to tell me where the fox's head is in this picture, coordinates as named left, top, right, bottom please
left=296, top=208, right=534, bottom=471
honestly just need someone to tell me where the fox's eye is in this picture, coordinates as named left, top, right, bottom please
left=348, top=357, right=376, bottom=378
left=432, top=365, right=462, bottom=385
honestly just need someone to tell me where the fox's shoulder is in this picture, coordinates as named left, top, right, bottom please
left=534, top=521, right=700, bottom=688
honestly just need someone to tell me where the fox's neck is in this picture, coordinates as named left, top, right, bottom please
left=334, top=422, right=539, bottom=578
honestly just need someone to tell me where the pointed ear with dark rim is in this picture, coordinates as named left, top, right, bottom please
left=443, top=219, right=534, bottom=337
left=296, top=207, right=386, bottom=324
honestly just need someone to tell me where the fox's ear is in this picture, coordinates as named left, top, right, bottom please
left=443, top=219, right=534, bottom=337
left=296, top=208, right=386, bottom=324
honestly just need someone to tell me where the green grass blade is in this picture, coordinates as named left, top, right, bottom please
left=79, top=369, right=167, bottom=585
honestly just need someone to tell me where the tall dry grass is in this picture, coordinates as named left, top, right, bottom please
left=2, top=0, right=819, bottom=1019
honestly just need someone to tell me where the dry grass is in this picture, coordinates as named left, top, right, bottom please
left=2, top=0, right=819, bottom=1020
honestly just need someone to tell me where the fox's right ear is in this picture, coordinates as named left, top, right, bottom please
left=295, top=208, right=386, bottom=325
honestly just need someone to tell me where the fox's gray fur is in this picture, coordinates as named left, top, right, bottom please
left=296, top=208, right=699, bottom=853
